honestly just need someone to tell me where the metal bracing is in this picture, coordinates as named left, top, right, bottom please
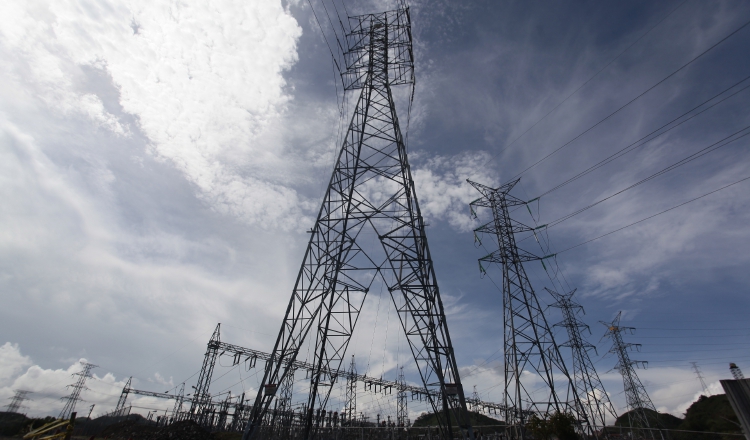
left=601, top=312, right=662, bottom=440
left=59, top=362, right=97, bottom=420
left=690, top=362, right=709, bottom=396
left=5, top=390, right=32, bottom=414
left=548, top=288, right=618, bottom=434
left=114, top=377, right=132, bottom=416
left=190, top=323, right=221, bottom=424
left=469, top=180, right=590, bottom=440
left=243, top=8, right=474, bottom=440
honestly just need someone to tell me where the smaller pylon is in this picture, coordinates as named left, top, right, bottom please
left=172, top=383, right=186, bottom=421
left=5, top=390, right=32, bottom=414
left=344, top=356, right=357, bottom=426
left=191, top=324, right=221, bottom=425
left=730, top=363, right=745, bottom=380
left=114, top=377, right=132, bottom=416
left=59, top=362, right=97, bottom=420
left=601, top=313, right=662, bottom=440
left=690, top=362, right=710, bottom=395
left=396, top=367, right=408, bottom=427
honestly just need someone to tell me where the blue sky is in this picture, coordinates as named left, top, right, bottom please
left=0, top=0, right=749, bottom=424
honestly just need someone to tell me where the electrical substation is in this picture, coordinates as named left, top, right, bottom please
left=16, top=1, right=750, bottom=440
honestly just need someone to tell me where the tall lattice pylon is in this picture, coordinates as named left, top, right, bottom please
left=468, top=180, right=589, bottom=439
left=5, top=390, right=32, bottom=414
left=343, top=356, right=357, bottom=426
left=172, top=383, right=186, bottom=421
left=114, top=377, right=132, bottom=416
left=59, top=362, right=97, bottom=420
left=243, top=7, right=474, bottom=440
left=548, top=288, right=618, bottom=434
left=690, top=362, right=709, bottom=395
left=397, top=366, right=409, bottom=427
left=601, top=312, right=662, bottom=440
left=190, top=323, right=220, bottom=424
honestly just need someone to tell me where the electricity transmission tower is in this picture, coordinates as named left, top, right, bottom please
left=114, top=377, right=132, bottom=416
left=469, top=179, right=590, bottom=439
left=243, top=7, right=475, bottom=440
left=190, top=323, right=221, bottom=424
left=548, top=287, right=618, bottom=432
left=601, top=313, right=662, bottom=440
left=59, top=362, right=97, bottom=419
left=690, top=362, right=709, bottom=395
left=397, top=367, right=408, bottom=427
left=730, top=363, right=745, bottom=380
left=5, top=390, right=32, bottom=414
left=343, top=356, right=357, bottom=426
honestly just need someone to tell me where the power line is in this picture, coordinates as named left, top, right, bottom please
left=506, top=17, right=750, bottom=183
left=545, top=126, right=750, bottom=228
left=493, top=0, right=689, bottom=160
left=536, top=74, right=750, bottom=200
left=555, top=174, right=750, bottom=254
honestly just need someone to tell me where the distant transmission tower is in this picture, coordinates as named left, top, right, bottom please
left=601, top=313, right=662, bottom=440
left=397, top=367, right=408, bottom=427
left=190, top=323, right=220, bottom=424
left=5, top=390, right=32, bottom=414
left=730, top=363, right=745, bottom=380
left=172, top=383, right=186, bottom=421
left=548, top=287, right=618, bottom=431
left=59, top=362, right=97, bottom=419
left=690, top=362, right=710, bottom=395
left=344, top=356, right=357, bottom=426
left=469, top=179, right=590, bottom=439
left=243, top=7, right=475, bottom=440
left=114, top=377, right=132, bottom=416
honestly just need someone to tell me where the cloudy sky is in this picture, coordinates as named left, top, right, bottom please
left=1, top=0, right=749, bottom=424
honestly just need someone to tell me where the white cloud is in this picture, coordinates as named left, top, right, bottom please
left=0, top=0, right=307, bottom=228
left=412, top=151, right=499, bottom=231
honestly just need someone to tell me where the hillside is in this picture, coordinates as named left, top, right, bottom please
left=675, top=394, right=742, bottom=440
left=614, top=408, right=683, bottom=429
left=411, top=410, right=504, bottom=428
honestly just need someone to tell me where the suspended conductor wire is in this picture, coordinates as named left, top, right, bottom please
left=493, top=0, right=689, bottom=161
left=320, top=0, right=347, bottom=57
left=545, top=126, right=750, bottom=228
left=307, top=0, right=343, bottom=78
left=505, top=17, right=750, bottom=184
left=537, top=74, right=750, bottom=200
left=556, top=174, right=750, bottom=255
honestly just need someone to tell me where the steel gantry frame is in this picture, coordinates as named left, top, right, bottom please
left=243, top=7, right=474, bottom=440
left=469, top=179, right=590, bottom=439
left=601, top=313, right=663, bottom=440
left=548, top=288, right=618, bottom=435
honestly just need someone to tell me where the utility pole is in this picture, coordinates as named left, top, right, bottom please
left=469, top=180, right=590, bottom=439
left=59, top=362, right=97, bottom=420
left=690, top=362, right=710, bottom=395
left=5, top=390, right=32, bottom=414
left=242, top=7, right=474, bottom=440
left=190, top=323, right=220, bottom=425
left=601, top=312, right=662, bottom=440
left=548, top=287, right=618, bottom=434
left=114, top=377, right=131, bottom=416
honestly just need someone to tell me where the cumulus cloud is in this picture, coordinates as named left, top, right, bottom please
left=412, top=151, right=499, bottom=231
left=0, top=0, right=308, bottom=228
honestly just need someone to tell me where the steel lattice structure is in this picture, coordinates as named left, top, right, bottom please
left=242, top=7, right=474, bottom=440
left=548, top=288, right=618, bottom=434
left=114, top=376, right=132, bottom=416
left=5, top=390, right=32, bottom=414
left=190, top=323, right=221, bottom=424
left=601, top=312, right=662, bottom=440
left=343, top=356, right=357, bottom=426
left=397, top=367, right=408, bottom=427
left=690, top=362, right=709, bottom=395
left=469, top=179, right=589, bottom=439
left=59, top=362, right=97, bottom=420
